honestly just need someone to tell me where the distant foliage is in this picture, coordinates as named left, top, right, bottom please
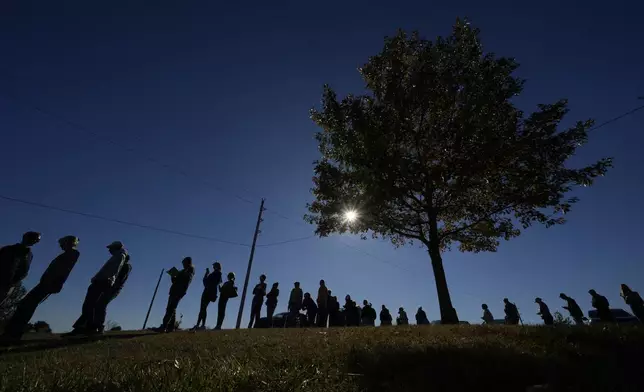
left=106, top=320, right=120, bottom=331
left=553, top=312, right=572, bottom=326
left=33, top=320, right=52, bottom=333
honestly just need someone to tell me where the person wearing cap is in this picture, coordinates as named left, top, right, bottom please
left=93, top=253, right=132, bottom=333
left=193, top=261, right=222, bottom=330
left=247, top=274, right=267, bottom=328
left=215, top=272, right=238, bottom=330
left=535, top=297, right=554, bottom=325
left=2, top=235, right=79, bottom=340
left=69, top=240, right=127, bottom=335
left=0, top=231, right=41, bottom=305
left=157, top=257, right=195, bottom=333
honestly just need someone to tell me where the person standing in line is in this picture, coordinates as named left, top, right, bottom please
left=0, top=231, right=41, bottom=305
left=559, top=293, right=585, bottom=325
left=481, top=304, right=494, bottom=324
left=361, top=300, right=377, bottom=326
left=620, top=284, right=644, bottom=322
left=93, top=254, right=131, bottom=333
left=194, top=261, right=222, bottom=330
left=248, top=274, right=267, bottom=328
left=503, top=298, right=520, bottom=325
left=396, top=307, right=409, bottom=325
left=589, top=289, right=614, bottom=323
left=415, top=306, right=429, bottom=325
left=302, top=292, right=318, bottom=326
left=2, top=235, right=79, bottom=340
left=535, top=298, right=554, bottom=325
left=316, top=280, right=329, bottom=328
left=215, top=272, right=238, bottom=330
left=265, top=282, right=279, bottom=327
left=288, top=281, right=303, bottom=325
left=157, top=257, right=195, bottom=333
left=69, top=241, right=127, bottom=335
left=380, top=305, right=393, bottom=326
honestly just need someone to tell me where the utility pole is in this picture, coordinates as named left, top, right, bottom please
left=142, top=268, right=164, bottom=330
left=235, top=198, right=266, bottom=329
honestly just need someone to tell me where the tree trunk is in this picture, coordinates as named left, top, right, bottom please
left=427, top=241, right=460, bottom=324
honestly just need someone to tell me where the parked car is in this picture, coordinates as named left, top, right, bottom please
left=587, top=308, right=639, bottom=324
left=255, top=312, right=303, bottom=328
left=430, top=320, right=471, bottom=325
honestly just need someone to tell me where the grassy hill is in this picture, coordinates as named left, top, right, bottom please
left=1, top=325, right=643, bottom=391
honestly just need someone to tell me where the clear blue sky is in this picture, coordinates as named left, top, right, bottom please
left=1, top=1, right=643, bottom=331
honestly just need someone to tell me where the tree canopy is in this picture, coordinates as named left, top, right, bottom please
left=305, top=19, right=612, bottom=323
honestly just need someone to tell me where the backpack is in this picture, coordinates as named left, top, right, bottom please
left=221, top=281, right=238, bottom=299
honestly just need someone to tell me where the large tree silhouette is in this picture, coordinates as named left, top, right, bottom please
left=305, top=19, right=612, bottom=323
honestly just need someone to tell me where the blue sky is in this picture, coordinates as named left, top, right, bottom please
left=1, top=1, right=643, bottom=331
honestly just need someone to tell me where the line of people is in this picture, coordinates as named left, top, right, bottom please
left=480, top=287, right=644, bottom=326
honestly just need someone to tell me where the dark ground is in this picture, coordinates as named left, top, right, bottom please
left=1, top=325, right=643, bottom=391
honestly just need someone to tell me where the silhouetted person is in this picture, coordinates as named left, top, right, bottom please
left=288, top=281, right=303, bottom=324
left=215, top=272, right=238, bottom=330
left=481, top=304, right=494, bottom=324
left=620, top=284, right=644, bottom=323
left=397, top=307, right=409, bottom=325
left=535, top=297, right=553, bottom=325
left=3, top=236, right=79, bottom=340
left=503, top=298, right=520, bottom=325
left=380, top=305, right=393, bottom=326
left=589, top=289, right=614, bottom=323
left=68, top=241, right=127, bottom=335
left=361, top=300, right=377, bottom=326
left=328, top=294, right=340, bottom=327
left=559, top=293, right=585, bottom=325
left=302, top=292, right=318, bottom=326
left=157, top=257, right=194, bottom=332
left=0, top=231, right=41, bottom=305
left=93, top=254, right=131, bottom=333
left=248, top=274, right=267, bottom=328
left=316, top=279, right=329, bottom=327
left=344, top=295, right=359, bottom=326
left=263, top=282, right=279, bottom=327
left=193, top=261, right=222, bottom=330
left=415, top=306, right=429, bottom=325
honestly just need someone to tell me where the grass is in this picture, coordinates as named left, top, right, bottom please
left=1, top=325, right=643, bottom=391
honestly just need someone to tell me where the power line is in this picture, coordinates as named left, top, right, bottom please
left=587, top=104, right=644, bottom=133
left=256, top=235, right=315, bottom=247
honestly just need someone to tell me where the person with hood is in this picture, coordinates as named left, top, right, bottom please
left=157, top=257, right=195, bottom=332
left=194, top=261, right=222, bottom=330
left=620, top=284, right=644, bottom=322
left=2, top=235, right=79, bottom=340
left=481, top=304, right=494, bottom=324
left=69, top=241, right=127, bottom=335
left=535, top=298, right=554, bottom=325
left=396, top=307, right=409, bottom=325
left=302, top=292, right=318, bottom=326
left=361, top=300, right=377, bottom=326
left=380, top=305, right=393, bottom=326
left=288, top=281, right=303, bottom=323
left=265, top=282, right=279, bottom=327
left=248, top=274, right=267, bottom=328
left=415, top=306, right=430, bottom=325
left=503, top=298, right=520, bottom=325
left=589, top=289, right=614, bottom=323
left=0, top=231, right=41, bottom=305
left=215, top=272, right=238, bottom=330
left=559, top=293, right=585, bottom=325
left=316, top=279, right=329, bottom=327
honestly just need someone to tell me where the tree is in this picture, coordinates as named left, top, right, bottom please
left=553, top=311, right=572, bottom=326
left=106, top=320, right=120, bottom=331
left=0, top=284, right=26, bottom=322
left=306, top=19, right=612, bottom=324
left=33, top=320, right=52, bottom=333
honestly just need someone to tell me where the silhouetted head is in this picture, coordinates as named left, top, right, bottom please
left=182, top=257, right=193, bottom=268
left=227, top=272, right=236, bottom=281
left=588, top=289, right=597, bottom=296
left=328, top=290, right=332, bottom=296
left=58, top=235, right=79, bottom=251
left=345, top=294, right=351, bottom=301
left=294, top=281, right=300, bottom=288
left=304, top=292, right=311, bottom=299
left=22, top=231, right=41, bottom=247
left=418, top=306, right=423, bottom=311
left=260, top=274, right=266, bottom=282
left=106, top=241, right=124, bottom=255
left=272, top=282, right=279, bottom=288
left=382, top=305, right=386, bottom=310
left=320, top=279, right=325, bottom=286
left=482, top=304, right=488, bottom=310
left=559, top=293, right=568, bottom=300
left=399, top=307, right=404, bottom=312
left=332, top=296, right=337, bottom=302
left=363, top=300, right=368, bottom=306
left=535, top=297, right=542, bottom=303
left=503, top=298, right=509, bottom=304
left=213, top=261, right=222, bottom=271
left=621, top=284, right=632, bottom=295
